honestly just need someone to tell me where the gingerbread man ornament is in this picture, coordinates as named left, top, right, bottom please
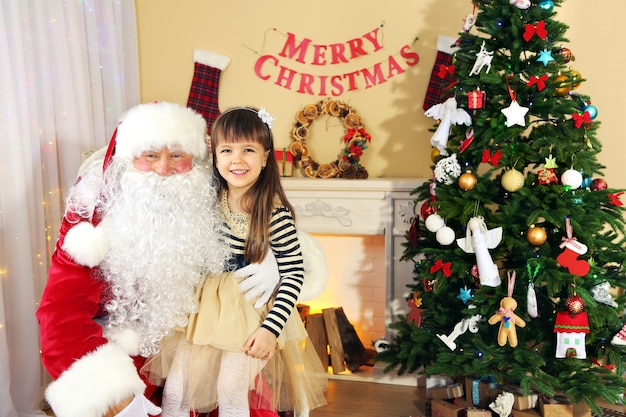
left=488, top=272, right=526, bottom=347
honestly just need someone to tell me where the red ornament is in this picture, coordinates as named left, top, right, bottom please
left=420, top=200, right=437, bottom=220
left=566, top=294, right=586, bottom=316
left=468, top=89, right=486, bottom=109
left=422, top=279, right=434, bottom=292
left=559, top=47, right=573, bottom=63
left=590, top=178, right=608, bottom=191
left=537, top=168, right=558, bottom=185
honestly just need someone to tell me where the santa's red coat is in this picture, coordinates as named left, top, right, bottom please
left=37, top=211, right=279, bottom=417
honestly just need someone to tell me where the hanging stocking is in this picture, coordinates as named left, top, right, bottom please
left=186, top=49, right=231, bottom=134
left=556, top=218, right=590, bottom=277
left=423, top=35, right=458, bottom=111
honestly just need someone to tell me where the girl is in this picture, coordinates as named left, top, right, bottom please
left=145, top=107, right=327, bottom=417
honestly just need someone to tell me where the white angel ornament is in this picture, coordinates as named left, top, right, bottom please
left=424, top=97, right=472, bottom=154
left=456, top=216, right=502, bottom=287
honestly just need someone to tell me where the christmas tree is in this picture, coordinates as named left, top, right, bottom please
left=377, top=0, right=626, bottom=412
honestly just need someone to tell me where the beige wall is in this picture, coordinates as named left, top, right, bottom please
left=135, top=0, right=625, bottom=189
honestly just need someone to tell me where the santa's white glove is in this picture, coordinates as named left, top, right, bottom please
left=236, top=250, right=280, bottom=308
left=115, top=395, right=161, bottom=417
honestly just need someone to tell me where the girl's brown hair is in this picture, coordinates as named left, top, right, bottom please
left=210, top=107, right=295, bottom=264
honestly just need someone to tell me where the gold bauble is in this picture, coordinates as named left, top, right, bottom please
left=554, top=74, right=571, bottom=97
left=568, top=69, right=583, bottom=89
left=501, top=169, right=525, bottom=192
left=458, top=171, right=478, bottom=191
left=431, top=147, right=441, bottom=163
left=527, top=225, right=547, bottom=246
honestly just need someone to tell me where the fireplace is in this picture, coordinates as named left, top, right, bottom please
left=281, top=177, right=424, bottom=383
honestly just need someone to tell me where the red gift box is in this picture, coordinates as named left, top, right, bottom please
left=275, top=149, right=293, bottom=177
left=468, top=89, right=486, bottom=109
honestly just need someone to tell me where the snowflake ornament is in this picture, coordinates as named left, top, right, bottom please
left=434, top=153, right=462, bottom=185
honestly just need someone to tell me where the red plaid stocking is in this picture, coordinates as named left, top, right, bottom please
left=186, top=50, right=230, bottom=134
left=423, top=35, right=458, bottom=111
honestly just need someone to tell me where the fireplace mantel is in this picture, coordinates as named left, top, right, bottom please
left=281, top=177, right=424, bottom=236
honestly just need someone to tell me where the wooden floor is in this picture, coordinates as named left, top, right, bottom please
left=309, top=377, right=424, bottom=417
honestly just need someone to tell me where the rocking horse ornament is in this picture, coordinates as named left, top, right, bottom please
left=437, top=305, right=482, bottom=351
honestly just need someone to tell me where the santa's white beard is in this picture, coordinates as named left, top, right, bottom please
left=97, top=160, right=228, bottom=357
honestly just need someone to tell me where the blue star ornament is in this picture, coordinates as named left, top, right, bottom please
left=457, top=286, right=473, bottom=304
left=537, top=49, right=555, bottom=66
left=501, top=99, right=529, bottom=127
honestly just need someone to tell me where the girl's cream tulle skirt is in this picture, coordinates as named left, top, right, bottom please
left=142, top=271, right=328, bottom=414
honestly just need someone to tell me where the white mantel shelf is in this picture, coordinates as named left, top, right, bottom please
left=281, top=177, right=425, bottom=236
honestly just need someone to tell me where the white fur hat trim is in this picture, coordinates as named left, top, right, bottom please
left=114, top=101, right=208, bottom=161
left=62, top=221, right=109, bottom=268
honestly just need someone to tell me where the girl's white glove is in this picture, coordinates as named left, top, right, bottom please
left=115, top=395, right=161, bottom=417
left=236, top=250, right=279, bottom=308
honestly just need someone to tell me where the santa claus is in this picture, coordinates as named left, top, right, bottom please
left=36, top=102, right=292, bottom=417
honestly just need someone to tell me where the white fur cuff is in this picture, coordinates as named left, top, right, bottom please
left=45, top=343, right=145, bottom=417
left=62, top=221, right=109, bottom=268
left=105, top=327, right=142, bottom=356
left=193, top=49, right=231, bottom=71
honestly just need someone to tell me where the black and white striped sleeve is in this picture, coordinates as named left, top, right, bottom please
left=260, top=206, right=304, bottom=337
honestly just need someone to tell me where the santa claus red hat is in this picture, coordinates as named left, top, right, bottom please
left=105, top=101, right=208, bottom=167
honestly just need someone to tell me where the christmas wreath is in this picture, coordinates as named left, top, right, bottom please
left=290, top=98, right=370, bottom=179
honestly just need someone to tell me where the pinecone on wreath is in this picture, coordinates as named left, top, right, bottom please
left=338, top=164, right=368, bottom=179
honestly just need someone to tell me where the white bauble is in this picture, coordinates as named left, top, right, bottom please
left=561, top=168, right=583, bottom=189
left=436, top=226, right=456, bottom=245
left=425, top=213, right=445, bottom=232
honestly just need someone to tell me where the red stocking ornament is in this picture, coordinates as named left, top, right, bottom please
left=186, top=49, right=230, bottom=134
left=556, top=218, right=590, bottom=277
left=423, top=35, right=458, bottom=111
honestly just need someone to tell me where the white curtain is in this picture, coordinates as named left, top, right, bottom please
left=0, top=1, right=140, bottom=416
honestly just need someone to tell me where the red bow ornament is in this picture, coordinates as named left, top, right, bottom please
left=344, top=127, right=371, bottom=143
left=526, top=74, right=549, bottom=91
left=482, top=149, right=502, bottom=166
left=608, top=192, right=624, bottom=206
left=572, top=111, right=592, bottom=128
left=430, top=259, right=452, bottom=277
left=437, top=64, right=456, bottom=79
left=523, top=20, right=548, bottom=42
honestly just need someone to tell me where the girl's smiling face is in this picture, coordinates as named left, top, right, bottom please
left=214, top=140, right=269, bottom=193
